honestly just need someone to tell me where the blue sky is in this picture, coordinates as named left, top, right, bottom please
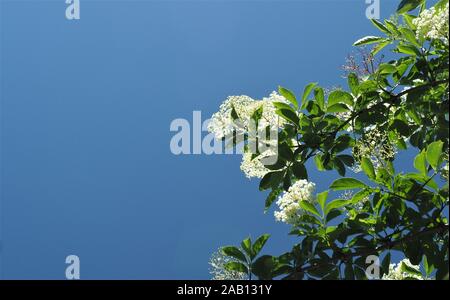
left=0, top=0, right=425, bottom=279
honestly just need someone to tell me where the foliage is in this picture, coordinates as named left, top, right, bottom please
left=211, top=0, right=449, bottom=280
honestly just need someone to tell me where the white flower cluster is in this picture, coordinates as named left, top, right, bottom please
left=240, top=150, right=277, bottom=179
left=207, top=95, right=255, bottom=140
left=209, top=91, right=290, bottom=179
left=352, top=128, right=397, bottom=172
left=413, top=2, right=449, bottom=44
left=209, top=249, right=247, bottom=280
left=341, top=190, right=369, bottom=218
left=382, top=259, right=425, bottom=280
left=274, top=180, right=316, bottom=225
left=208, top=92, right=288, bottom=140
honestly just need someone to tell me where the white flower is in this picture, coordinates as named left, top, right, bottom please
left=207, top=95, right=256, bottom=140
left=352, top=128, right=397, bottom=171
left=382, top=259, right=425, bottom=280
left=413, top=2, right=449, bottom=44
left=240, top=150, right=277, bottom=179
left=209, top=249, right=247, bottom=280
left=274, top=180, right=316, bottom=225
left=208, top=92, right=289, bottom=140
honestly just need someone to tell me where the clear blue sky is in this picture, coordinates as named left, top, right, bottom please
left=0, top=0, right=424, bottom=279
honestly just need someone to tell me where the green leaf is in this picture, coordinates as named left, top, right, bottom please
left=371, top=19, right=391, bottom=34
left=314, top=87, right=325, bottom=110
left=251, top=255, right=274, bottom=280
left=397, top=0, right=424, bottom=14
left=426, top=140, right=444, bottom=171
left=378, top=63, right=397, bottom=75
left=347, top=73, right=359, bottom=95
left=252, top=234, right=270, bottom=256
left=272, top=101, right=295, bottom=112
left=317, top=190, right=329, bottom=211
left=299, top=201, right=321, bottom=218
left=259, top=171, right=284, bottom=191
left=222, top=246, right=248, bottom=263
left=397, top=44, right=421, bottom=56
left=327, top=103, right=350, bottom=113
left=324, top=199, right=351, bottom=216
left=413, top=150, right=427, bottom=176
left=399, top=27, right=420, bottom=46
left=371, top=40, right=390, bottom=55
left=276, top=109, right=300, bottom=126
left=264, top=188, right=281, bottom=213
left=301, top=82, right=318, bottom=110
left=330, top=178, right=368, bottom=191
left=423, top=255, right=434, bottom=277
left=353, top=36, right=385, bottom=46
left=328, top=90, right=354, bottom=107
left=361, top=157, right=376, bottom=180
left=379, top=252, right=390, bottom=278
left=400, top=261, right=422, bottom=277
left=278, top=86, right=298, bottom=109
left=241, top=237, right=253, bottom=259
left=292, top=162, right=308, bottom=180
left=224, top=261, right=248, bottom=274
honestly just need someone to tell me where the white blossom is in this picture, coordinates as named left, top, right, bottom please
left=382, top=259, right=425, bottom=280
left=208, top=92, right=289, bottom=140
left=274, top=180, right=316, bottom=225
left=207, top=95, right=256, bottom=140
left=352, top=128, right=397, bottom=172
left=413, top=2, right=449, bottom=44
left=240, top=150, right=277, bottom=179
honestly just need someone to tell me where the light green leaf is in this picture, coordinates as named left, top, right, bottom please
left=371, top=19, right=391, bottom=34
left=317, top=190, right=329, bottom=211
left=330, top=178, right=368, bottom=191
left=426, top=140, right=444, bottom=171
left=397, top=0, right=425, bottom=14
left=353, top=36, right=385, bottom=46
left=278, top=86, right=298, bottom=109
left=328, top=90, right=354, bottom=107
left=299, top=201, right=321, bottom=218
left=324, top=199, right=351, bottom=216
left=361, top=157, right=376, bottom=180
left=301, top=82, right=318, bottom=110
left=413, top=150, right=427, bottom=176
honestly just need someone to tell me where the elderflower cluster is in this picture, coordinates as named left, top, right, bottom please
left=274, top=180, right=316, bottom=225
left=207, top=95, right=255, bottom=140
left=413, top=2, right=449, bottom=44
left=207, top=92, right=289, bottom=140
left=352, top=128, right=397, bottom=171
left=240, top=150, right=277, bottom=179
left=209, top=249, right=247, bottom=280
left=382, top=259, right=425, bottom=280
left=341, top=191, right=369, bottom=218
